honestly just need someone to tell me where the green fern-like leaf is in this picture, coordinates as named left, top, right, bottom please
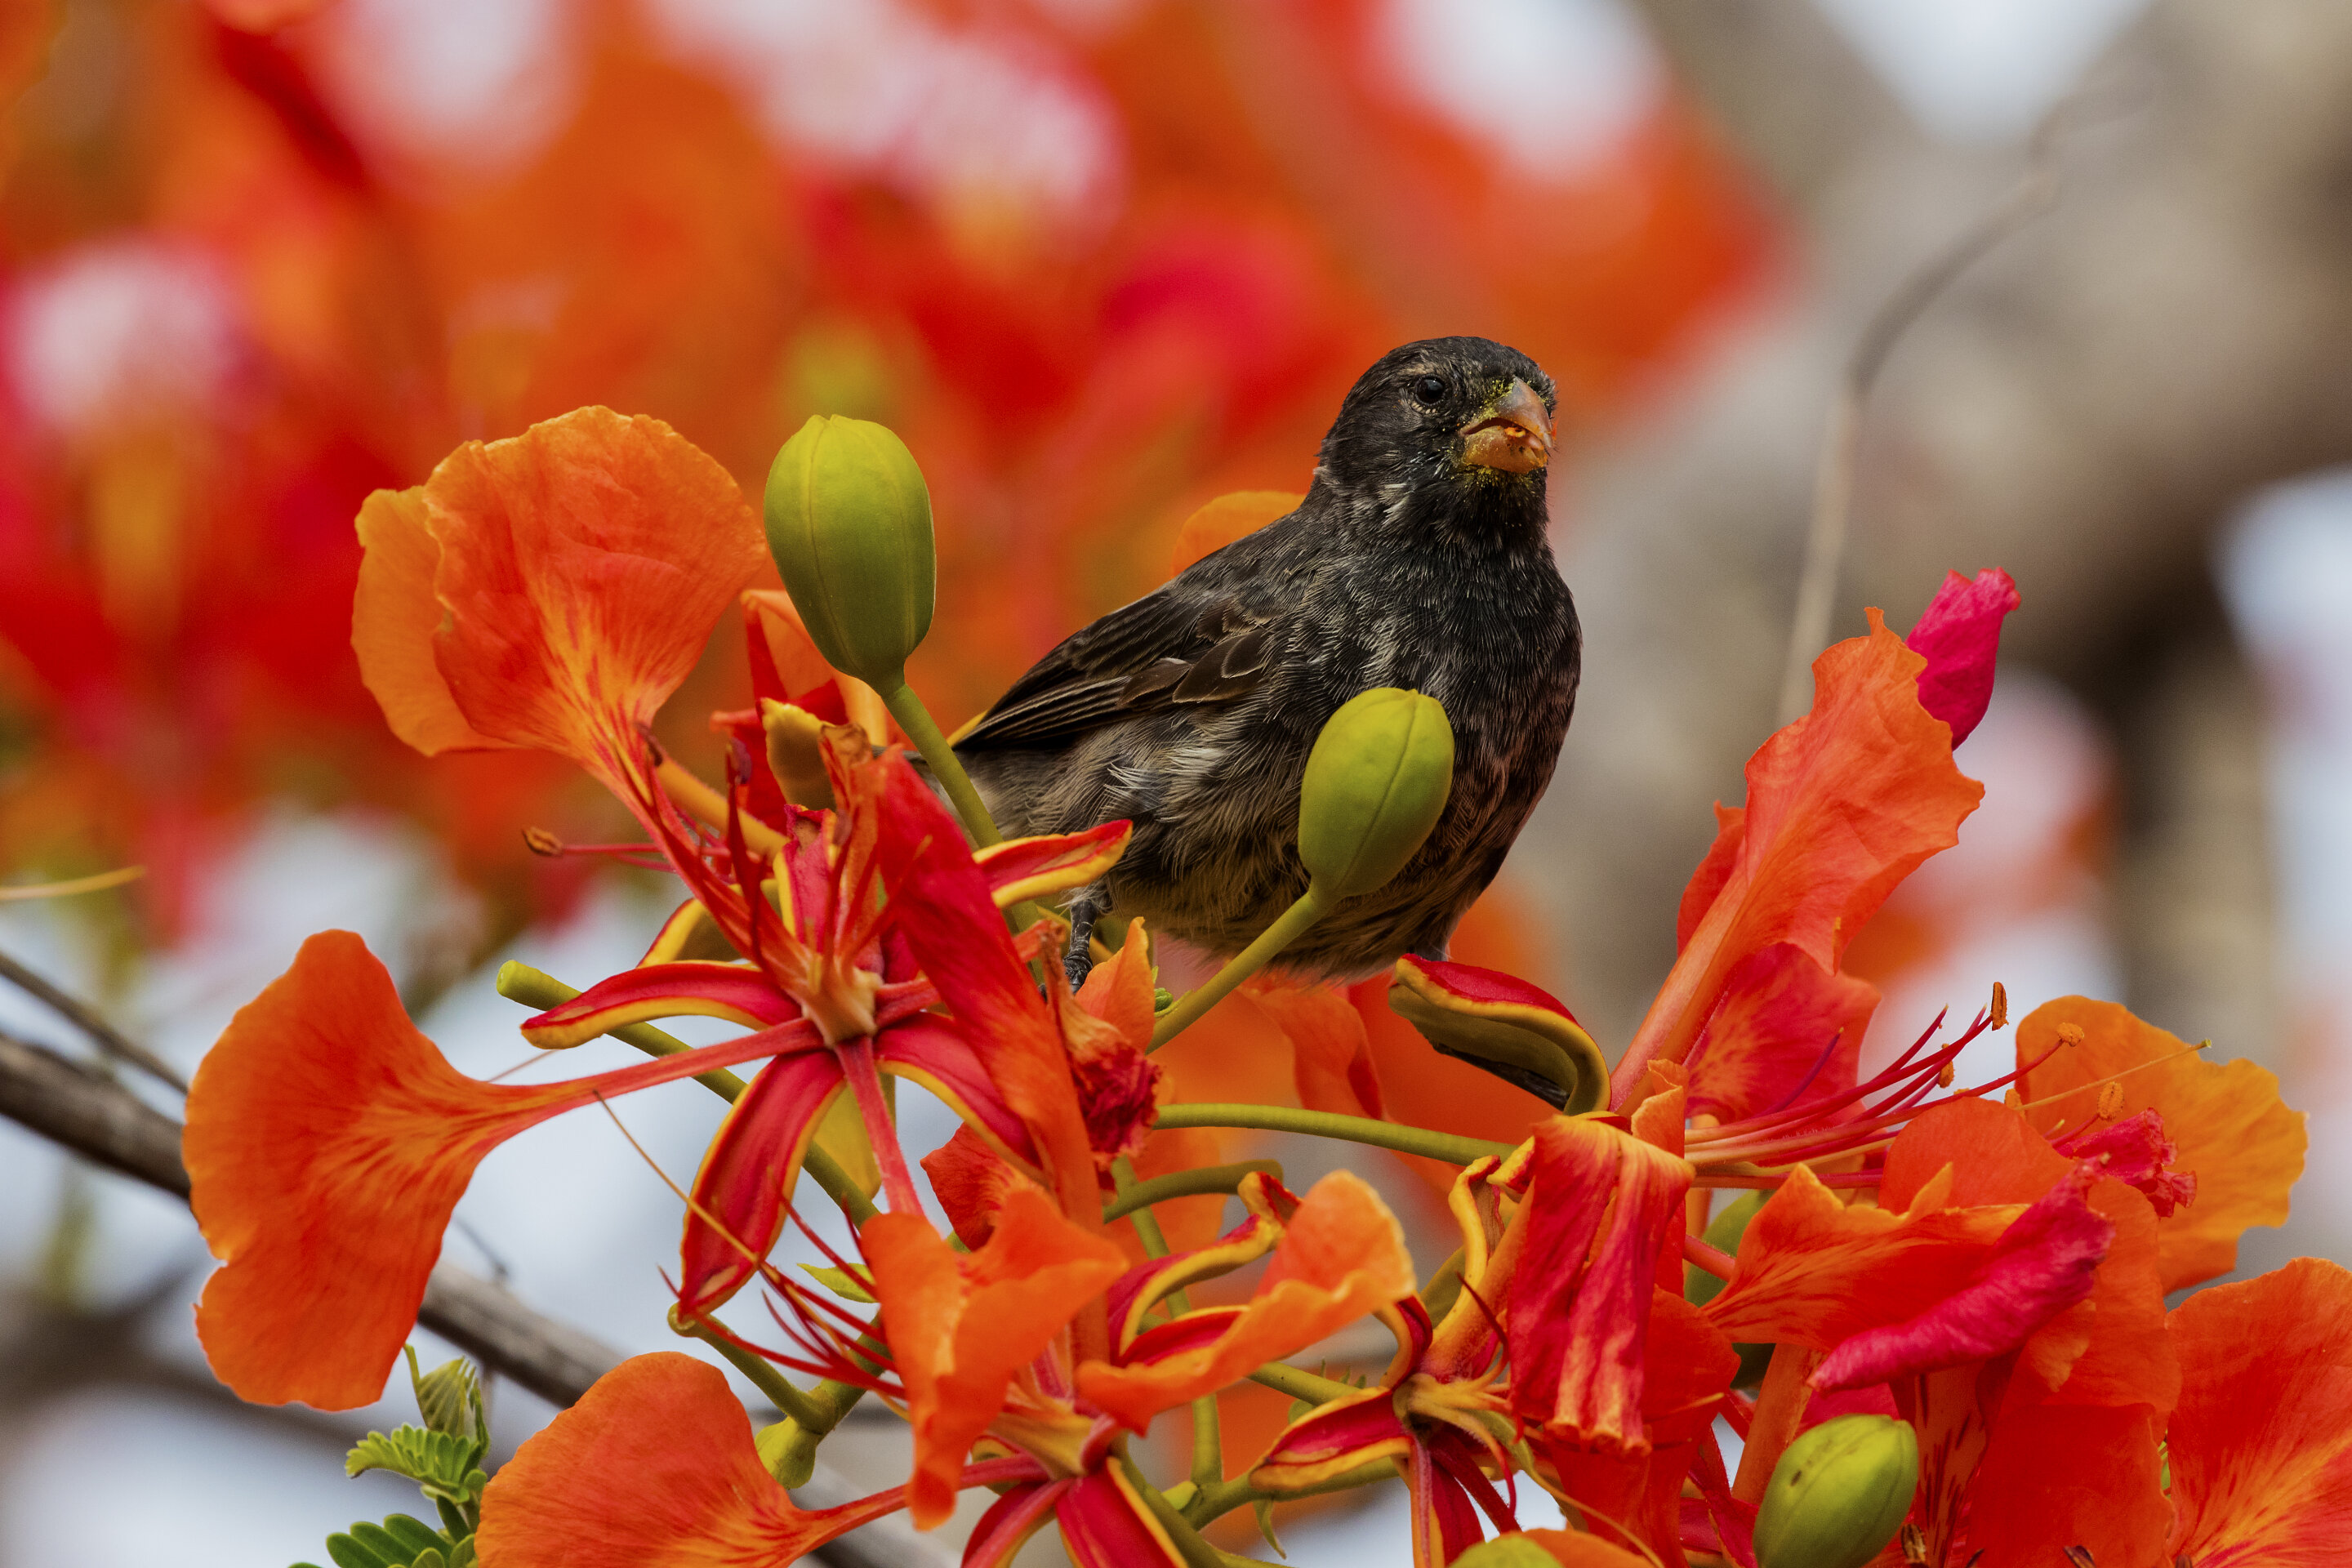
left=318, top=1512, right=459, bottom=1568
left=345, top=1427, right=487, bottom=1506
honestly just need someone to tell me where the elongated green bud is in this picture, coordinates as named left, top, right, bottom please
left=1753, top=1414, right=1919, bottom=1568
left=1446, top=1539, right=1561, bottom=1567
left=1298, top=688, right=1453, bottom=900
left=763, top=415, right=934, bottom=688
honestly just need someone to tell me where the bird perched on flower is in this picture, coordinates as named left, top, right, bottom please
left=956, top=336, right=1579, bottom=991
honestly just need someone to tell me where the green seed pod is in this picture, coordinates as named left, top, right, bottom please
left=762, top=415, right=935, bottom=688
left=1297, top=688, right=1454, bottom=901
left=1753, top=1414, right=1920, bottom=1568
left=1446, top=1539, right=1561, bottom=1567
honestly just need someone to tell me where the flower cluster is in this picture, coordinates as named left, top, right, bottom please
left=187, top=407, right=2326, bottom=1568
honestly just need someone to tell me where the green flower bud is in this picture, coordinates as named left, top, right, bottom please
left=1298, top=688, right=1454, bottom=901
left=1446, top=1539, right=1560, bottom=1568
left=1753, top=1414, right=1920, bottom=1568
left=762, top=415, right=934, bottom=688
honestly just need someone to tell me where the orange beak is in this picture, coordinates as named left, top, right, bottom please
left=1459, top=380, right=1553, bottom=474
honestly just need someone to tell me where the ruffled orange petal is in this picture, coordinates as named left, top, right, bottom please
left=351, top=485, right=497, bottom=755
left=186, top=931, right=577, bottom=1408
left=475, top=1352, right=907, bottom=1567
left=186, top=931, right=819, bottom=1409
left=1700, top=1163, right=2014, bottom=1355
left=1536, top=1290, right=1737, bottom=1564
left=2166, top=1258, right=2352, bottom=1564
left=861, top=1187, right=1127, bottom=1528
left=2015, top=996, right=2305, bottom=1290
left=354, top=407, right=764, bottom=786
left=1615, top=614, right=1982, bottom=1101
left=1076, top=1171, right=1415, bottom=1432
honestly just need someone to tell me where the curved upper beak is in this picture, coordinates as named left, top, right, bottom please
left=1459, top=380, right=1554, bottom=474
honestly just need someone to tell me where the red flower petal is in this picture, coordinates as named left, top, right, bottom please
left=1905, top=568, right=2019, bottom=745
left=676, top=1049, right=848, bottom=1318
left=1811, top=1163, right=2111, bottom=1391
left=1508, top=1117, right=1695, bottom=1457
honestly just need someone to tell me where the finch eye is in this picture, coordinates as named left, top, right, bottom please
left=1410, top=375, right=1447, bottom=407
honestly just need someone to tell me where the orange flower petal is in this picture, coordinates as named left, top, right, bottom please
left=475, top=1352, right=909, bottom=1567
left=356, top=407, right=764, bottom=785
left=1701, top=1162, right=2014, bottom=1356
left=2015, top=996, right=2305, bottom=1290
left=1536, top=1290, right=1737, bottom=1565
left=862, top=1187, right=1127, bottom=1528
left=186, top=932, right=817, bottom=1409
left=186, top=931, right=573, bottom=1408
left=351, top=485, right=496, bottom=755
left=1077, top=1170, right=1415, bottom=1432
left=1247, top=974, right=1386, bottom=1120
left=1616, top=614, right=1982, bottom=1100
left=2167, top=1258, right=2352, bottom=1563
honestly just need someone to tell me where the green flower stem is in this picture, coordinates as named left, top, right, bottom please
left=1150, top=888, right=1333, bottom=1051
left=1115, top=1156, right=1222, bottom=1495
left=1182, top=1457, right=1402, bottom=1530
left=1099, top=1160, right=1284, bottom=1224
left=1245, top=1360, right=1357, bottom=1407
left=494, top=962, right=876, bottom=1227
left=670, top=1307, right=828, bottom=1430
left=880, top=679, right=1001, bottom=849
left=761, top=1367, right=874, bottom=1488
left=1153, top=1102, right=1514, bottom=1167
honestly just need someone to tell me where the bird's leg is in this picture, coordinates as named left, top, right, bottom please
left=1062, top=885, right=1105, bottom=991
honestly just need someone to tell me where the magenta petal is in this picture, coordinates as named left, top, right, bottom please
left=1905, top=568, right=2020, bottom=746
left=2051, top=1108, right=2198, bottom=1217
left=678, top=1045, right=844, bottom=1317
left=1813, top=1165, right=2114, bottom=1390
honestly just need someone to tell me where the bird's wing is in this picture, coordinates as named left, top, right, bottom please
left=955, top=586, right=1277, bottom=751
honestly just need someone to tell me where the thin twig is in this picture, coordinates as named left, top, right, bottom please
left=1774, top=107, right=2075, bottom=724
left=0, top=947, right=189, bottom=1094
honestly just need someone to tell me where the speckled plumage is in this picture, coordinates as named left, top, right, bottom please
left=956, top=337, right=1579, bottom=983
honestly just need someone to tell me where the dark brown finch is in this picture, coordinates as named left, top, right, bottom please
left=956, top=336, right=1579, bottom=996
